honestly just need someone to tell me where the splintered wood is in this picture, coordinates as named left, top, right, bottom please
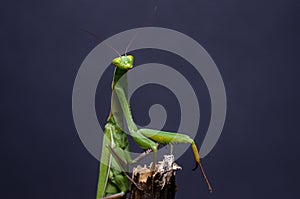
left=130, top=155, right=182, bottom=199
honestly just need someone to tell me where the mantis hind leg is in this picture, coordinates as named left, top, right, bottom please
left=138, top=128, right=213, bottom=192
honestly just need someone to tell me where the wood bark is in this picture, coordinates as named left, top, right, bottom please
left=130, top=155, right=181, bottom=199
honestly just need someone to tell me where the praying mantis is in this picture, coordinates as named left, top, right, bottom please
left=96, top=42, right=212, bottom=199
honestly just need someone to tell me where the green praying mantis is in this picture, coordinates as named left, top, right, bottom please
left=96, top=42, right=213, bottom=199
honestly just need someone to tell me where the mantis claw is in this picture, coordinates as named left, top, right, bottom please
left=192, top=162, right=198, bottom=171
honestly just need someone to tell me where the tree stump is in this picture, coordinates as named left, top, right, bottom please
left=130, top=155, right=181, bottom=199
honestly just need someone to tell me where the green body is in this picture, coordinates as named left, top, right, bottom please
left=96, top=55, right=212, bottom=199
left=97, top=67, right=131, bottom=199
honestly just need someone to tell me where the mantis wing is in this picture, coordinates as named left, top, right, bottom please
left=97, top=125, right=113, bottom=199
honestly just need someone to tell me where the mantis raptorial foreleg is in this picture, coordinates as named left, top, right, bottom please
left=114, top=85, right=157, bottom=151
left=138, top=128, right=213, bottom=192
left=114, top=73, right=213, bottom=192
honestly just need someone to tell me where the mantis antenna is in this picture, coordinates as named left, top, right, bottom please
left=125, top=31, right=139, bottom=55
left=80, top=28, right=121, bottom=57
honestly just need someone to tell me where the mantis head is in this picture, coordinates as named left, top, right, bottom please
left=112, top=55, right=134, bottom=70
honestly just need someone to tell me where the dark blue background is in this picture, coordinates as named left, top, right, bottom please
left=1, top=0, right=299, bottom=198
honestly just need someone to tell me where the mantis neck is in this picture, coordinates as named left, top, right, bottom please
left=108, top=67, right=139, bottom=133
left=108, top=67, right=128, bottom=126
